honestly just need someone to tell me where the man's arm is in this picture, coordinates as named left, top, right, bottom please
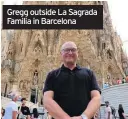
left=43, top=91, right=71, bottom=119
left=122, top=113, right=126, bottom=119
left=27, top=107, right=31, bottom=119
left=122, top=109, right=126, bottom=119
left=12, top=111, right=17, bottom=119
left=12, top=104, right=18, bottom=119
left=82, top=90, right=101, bottom=119
left=107, top=111, right=110, bottom=119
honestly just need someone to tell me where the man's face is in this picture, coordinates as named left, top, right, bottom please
left=22, top=100, right=26, bottom=105
left=105, top=102, right=109, bottom=107
left=61, top=42, right=78, bottom=65
left=13, top=95, right=19, bottom=102
left=15, top=96, right=19, bottom=101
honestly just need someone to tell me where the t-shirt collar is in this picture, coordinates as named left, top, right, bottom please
left=61, top=64, right=81, bottom=70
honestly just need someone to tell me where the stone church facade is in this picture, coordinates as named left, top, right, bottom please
left=1, top=1, right=126, bottom=104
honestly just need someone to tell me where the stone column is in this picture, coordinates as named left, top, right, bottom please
left=11, top=81, right=20, bottom=94
left=101, top=61, right=105, bottom=88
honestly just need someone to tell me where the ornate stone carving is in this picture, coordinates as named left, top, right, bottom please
left=19, top=80, right=30, bottom=92
left=18, top=41, right=23, bottom=54
left=7, top=41, right=15, bottom=59
left=33, top=70, right=38, bottom=85
left=32, top=59, right=40, bottom=68
left=14, top=62, right=20, bottom=73
left=47, top=30, right=55, bottom=56
left=32, top=40, right=44, bottom=58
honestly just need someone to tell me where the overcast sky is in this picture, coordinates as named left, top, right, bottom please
left=108, top=0, right=128, bottom=55
left=3, top=0, right=128, bottom=55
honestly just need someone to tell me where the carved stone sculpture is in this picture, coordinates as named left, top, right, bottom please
left=7, top=41, right=15, bottom=59
left=33, top=70, right=38, bottom=85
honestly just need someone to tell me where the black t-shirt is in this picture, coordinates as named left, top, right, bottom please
left=118, top=108, right=124, bottom=119
left=21, top=106, right=30, bottom=115
left=43, top=64, right=100, bottom=117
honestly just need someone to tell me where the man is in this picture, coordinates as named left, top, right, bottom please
left=4, top=92, right=19, bottom=119
left=105, top=101, right=113, bottom=119
left=18, top=98, right=30, bottom=119
left=103, top=83, right=107, bottom=89
left=43, top=41, right=101, bottom=119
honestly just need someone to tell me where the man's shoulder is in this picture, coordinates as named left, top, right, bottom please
left=49, top=68, right=61, bottom=73
left=107, top=106, right=112, bottom=111
left=25, top=106, right=29, bottom=108
left=48, top=68, right=61, bottom=76
left=22, top=106, right=29, bottom=109
left=80, top=67, right=93, bottom=74
left=80, top=67, right=91, bottom=71
left=10, top=101, right=17, bottom=106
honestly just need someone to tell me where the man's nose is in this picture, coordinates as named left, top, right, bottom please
left=68, top=50, right=72, bottom=54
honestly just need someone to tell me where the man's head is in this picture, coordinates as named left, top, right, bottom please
left=10, top=92, right=20, bottom=102
left=21, top=98, right=27, bottom=105
left=60, top=41, right=78, bottom=65
left=105, top=101, right=109, bottom=107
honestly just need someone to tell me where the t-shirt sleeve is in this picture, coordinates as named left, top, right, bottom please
left=12, top=104, right=18, bottom=112
left=108, top=107, right=111, bottom=112
left=43, top=71, right=55, bottom=93
left=90, top=70, right=101, bottom=93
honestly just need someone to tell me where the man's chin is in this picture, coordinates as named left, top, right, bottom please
left=65, top=61, right=75, bottom=65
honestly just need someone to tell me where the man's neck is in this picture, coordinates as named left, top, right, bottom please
left=12, top=100, right=16, bottom=102
left=64, top=63, right=76, bottom=70
left=22, top=104, right=25, bottom=107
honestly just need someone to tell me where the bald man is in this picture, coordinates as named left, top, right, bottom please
left=43, top=41, right=101, bottom=119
